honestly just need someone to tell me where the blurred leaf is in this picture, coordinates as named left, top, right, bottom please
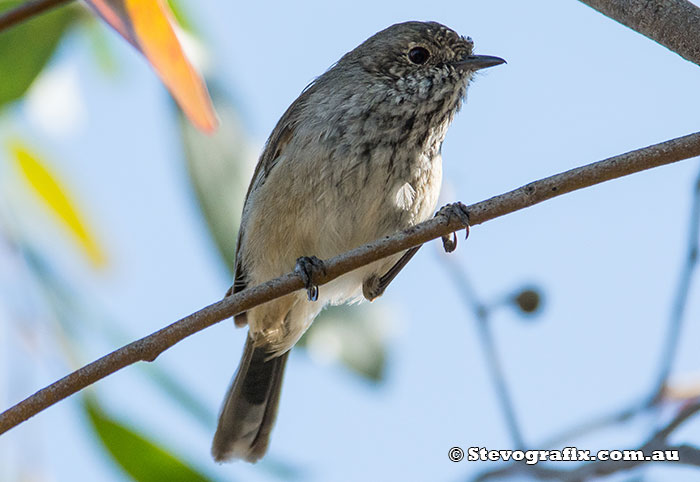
left=8, top=140, right=107, bottom=268
left=299, top=305, right=390, bottom=382
left=83, top=18, right=121, bottom=75
left=0, top=1, right=76, bottom=109
left=84, top=396, right=217, bottom=482
left=179, top=84, right=255, bottom=274
left=14, top=240, right=218, bottom=431
left=12, top=216, right=301, bottom=480
left=166, top=0, right=196, bottom=34
left=83, top=0, right=217, bottom=132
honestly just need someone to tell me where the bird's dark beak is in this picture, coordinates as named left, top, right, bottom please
left=453, top=55, right=506, bottom=71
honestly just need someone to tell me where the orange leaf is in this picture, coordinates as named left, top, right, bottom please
left=86, top=0, right=218, bottom=132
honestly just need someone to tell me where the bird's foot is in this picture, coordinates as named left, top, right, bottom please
left=295, top=256, right=327, bottom=301
left=435, top=202, right=471, bottom=253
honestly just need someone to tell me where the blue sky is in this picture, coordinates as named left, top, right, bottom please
left=2, top=1, right=700, bottom=481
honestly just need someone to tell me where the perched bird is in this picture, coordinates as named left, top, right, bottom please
left=212, top=20, right=504, bottom=462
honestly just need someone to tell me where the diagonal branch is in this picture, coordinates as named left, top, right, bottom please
left=652, top=167, right=700, bottom=401
left=578, top=0, right=700, bottom=66
left=1, top=131, right=700, bottom=436
left=475, top=398, right=700, bottom=481
left=0, top=0, right=73, bottom=32
left=473, top=162, right=700, bottom=481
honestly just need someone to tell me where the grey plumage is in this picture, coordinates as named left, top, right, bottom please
left=212, top=337, right=287, bottom=462
left=212, top=20, right=503, bottom=462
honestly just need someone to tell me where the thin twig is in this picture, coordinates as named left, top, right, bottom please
left=652, top=168, right=700, bottom=401
left=0, top=0, right=73, bottom=31
left=0, top=132, right=699, bottom=436
left=556, top=401, right=700, bottom=480
left=438, top=256, right=526, bottom=450
left=578, top=0, right=700, bottom=66
left=478, top=444, right=700, bottom=481
left=475, top=399, right=700, bottom=481
left=539, top=399, right=646, bottom=448
left=473, top=154, right=700, bottom=482
left=654, top=399, right=700, bottom=441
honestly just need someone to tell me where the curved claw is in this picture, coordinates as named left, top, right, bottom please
left=295, top=256, right=326, bottom=302
left=435, top=202, right=471, bottom=253
left=307, top=284, right=319, bottom=302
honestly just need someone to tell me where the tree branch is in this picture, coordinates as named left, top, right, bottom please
left=473, top=162, right=700, bottom=481
left=539, top=400, right=647, bottom=448
left=578, top=0, right=700, bottom=66
left=475, top=399, right=700, bottom=481
left=1, top=131, right=699, bottom=436
left=0, top=0, right=73, bottom=32
left=438, top=255, right=526, bottom=450
left=652, top=167, right=700, bottom=401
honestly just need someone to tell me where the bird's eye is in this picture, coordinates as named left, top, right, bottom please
left=408, top=46, right=430, bottom=65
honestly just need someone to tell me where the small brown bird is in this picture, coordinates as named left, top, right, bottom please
left=212, top=20, right=504, bottom=462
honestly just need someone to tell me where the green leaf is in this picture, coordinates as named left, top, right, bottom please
left=0, top=1, right=76, bottom=108
left=84, top=397, right=218, bottom=482
left=178, top=83, right=255, bottom=274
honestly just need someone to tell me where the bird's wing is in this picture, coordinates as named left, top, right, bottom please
left=228, top=102, right=302, bottom=326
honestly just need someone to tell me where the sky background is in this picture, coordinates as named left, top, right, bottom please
left=2, top=0, right=700, bottom=481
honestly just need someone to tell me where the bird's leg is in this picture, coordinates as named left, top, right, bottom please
left=362, top=246, right=421, bottom=301
left=295, top=256, right=327, bottom=301
left=435, top=202, right=471, bottom=253
left=362, top=201, right=471, bottom=301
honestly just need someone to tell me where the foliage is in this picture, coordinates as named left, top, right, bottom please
left=0, top=0, right=76, bottom=108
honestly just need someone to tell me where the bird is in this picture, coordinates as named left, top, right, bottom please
left=212, top=20, right=504, bottom=462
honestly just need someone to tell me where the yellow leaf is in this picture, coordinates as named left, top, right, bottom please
left=9, top=141, right=107, bottom=268
left=85, top=0, right=218, bottom=132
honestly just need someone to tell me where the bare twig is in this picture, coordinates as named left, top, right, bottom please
left=652, top=167, right=700, bottom=401
left=0, top=0, right=73, bottom=31
left=578, top=0, right=700, bottom=66
left=438, top=256, right=526, bottom=450
left=540, top=399, right=647, bottom=448
left=551, top=401, right=700, bottom=480
left=478, top=444, right=700, bottom=481
left=475, top=399, right=700, bottom=481
left=655, top=399, right=700, bottom=440
left=473, top=150, right=700, bottom=482
left=0, top=132, right=699, bottom=436
left=528, top=164, right=700, bottom=451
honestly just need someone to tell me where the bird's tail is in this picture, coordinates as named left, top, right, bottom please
left=212, top=336, right=289, bottom=462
